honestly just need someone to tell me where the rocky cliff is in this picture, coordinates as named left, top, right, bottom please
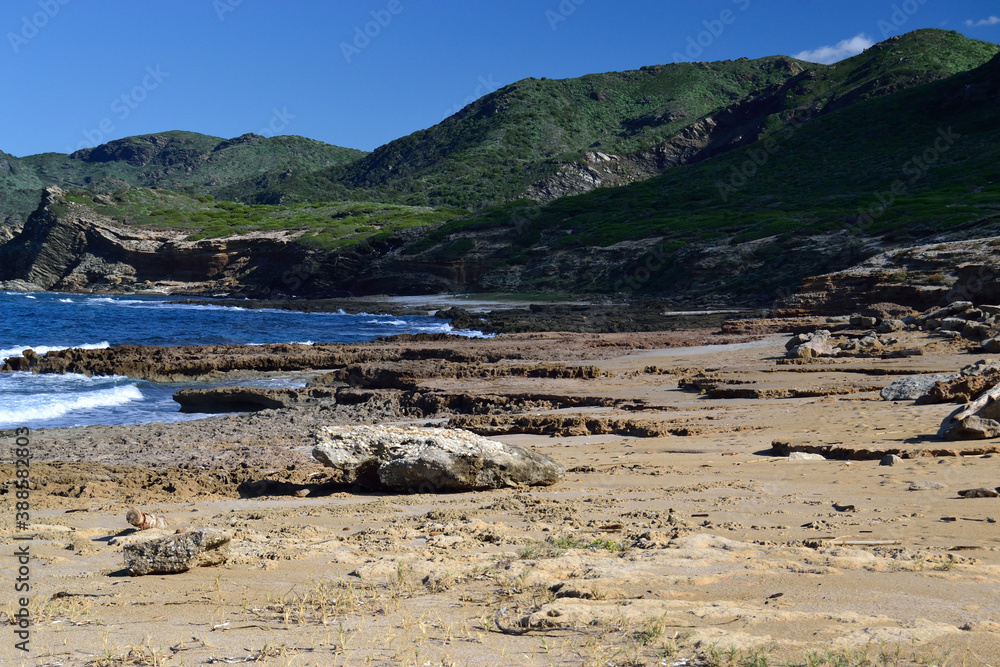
left=0, top=187, right=311, bottom=294
left=523, top=71, right=805, bottom=202
left=772, top=236, right=1000, bottom=316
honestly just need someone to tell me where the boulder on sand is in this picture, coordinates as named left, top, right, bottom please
left=312, top=425, right=564, bottom=491
left=937, top=372, right=1000, bottom=440
left=880, top=374, right=956, bottom=401
left=123, top=528, right=232, bottom=576
left=942, top=415, right=1000, bottom=441
left=787, top=330, right=839, bottom=359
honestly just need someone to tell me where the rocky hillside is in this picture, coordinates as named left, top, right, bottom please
left=2, top=30, right=999, bottom=311
left=0, top=186, right=311, bottom=293
left=380, top=39, right=1000, bottom=307
left=294, top=29, right=999, bottom=209
left=0, top=185, right=474, bottom=296
left=7, top=30, right=993, bottom=222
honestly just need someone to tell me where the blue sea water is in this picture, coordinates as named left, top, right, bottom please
left=0, top=291, right=479, bottom=429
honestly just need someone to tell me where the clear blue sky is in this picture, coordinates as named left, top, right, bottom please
left=2, top=0, right=998, bottom=157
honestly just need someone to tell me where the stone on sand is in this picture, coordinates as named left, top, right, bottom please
left=983, top=337, right=1000, bottom=354
left=908, top=481, right=946, bottom=491
left=312, top=425, right=564, bottom=491
left=123, top=528, right=232, bottom=576
left=880, top=375, right=955, bottom=401
left=880, top=454, right=904, bottom=466
left=942, top=415, right=1000, bottom=441
left=958, top=487, right=1000, bottom=498
left=877, top=318, right=905, bottom=333
left=787, top=330, right=839, bottom=359
left=788, top=452, right=826, bottom=461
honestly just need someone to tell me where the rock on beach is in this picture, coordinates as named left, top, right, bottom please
left=312, top=425, right=564, bottom=491
left=123, top=528, right=232, bottom=576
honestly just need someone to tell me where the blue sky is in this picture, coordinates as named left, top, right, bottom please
left=1, top=0, right=998, bottom=157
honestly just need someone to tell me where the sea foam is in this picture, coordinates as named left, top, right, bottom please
left=0, top=341, right=111, bottom=363
left=0, top=384, right=143, bottom=426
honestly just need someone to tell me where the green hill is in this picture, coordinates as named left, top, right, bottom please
left=399, top=38, right=1000, bottom=300
left=294, top=56, right=806, bottom=209
left=273, top=29, right=998, bottom=211
left=2, top=29, right=999, bottom=306
left=2, top=131, right=366, bottom=222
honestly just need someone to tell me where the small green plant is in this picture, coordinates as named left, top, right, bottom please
left=635, top=614, right=668, bottom=646
left=936, top=555, right=958, bottom=571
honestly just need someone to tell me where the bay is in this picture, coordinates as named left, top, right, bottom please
left=0, top=291, right=479, bottom=429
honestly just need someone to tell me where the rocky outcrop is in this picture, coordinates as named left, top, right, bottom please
left=173, top=386, right=337, bottom=413
left=312, top=425, right=563, bottom=491
left=524, top=119, right=722, bottom=202
left=0, top=187, right=311, bottom=293
left=335, top=360, right=603, bottom=390
left=772, top=237, right=1000, bottom=316
left=0, top=216, right=21, bottom=244
left=0, top=339, right=466, bottom=381
left=783, top=327, right=918, bottom=360
left=524, top=67, right=813, bottom=203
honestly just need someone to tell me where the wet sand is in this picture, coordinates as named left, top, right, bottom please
left=3, top=327, right=1000, bottom=666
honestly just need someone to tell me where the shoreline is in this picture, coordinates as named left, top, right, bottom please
left=4, top=325, right=1000, bottom=663
left=171, top=295, right=769, bottom=334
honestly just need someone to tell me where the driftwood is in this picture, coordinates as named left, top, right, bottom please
left=952, top=383, right=1000, bottom=421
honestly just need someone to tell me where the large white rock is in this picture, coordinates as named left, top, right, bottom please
left=312, top=425, right=564, bottom=491
left=788, top=330, right=839, bottom=359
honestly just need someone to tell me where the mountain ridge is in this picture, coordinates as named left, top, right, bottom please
left=2, top=29, right=1000, bottom=311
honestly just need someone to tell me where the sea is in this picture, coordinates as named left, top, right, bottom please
left=0, top=291, right=482, bottom=430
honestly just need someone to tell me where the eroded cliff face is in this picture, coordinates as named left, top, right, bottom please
left=523, top=69, right=807, bottom=203
left=772, top=236, right=1000, bottom=315
left=0, top=217, right=21, bottom=244
left=5, top=187, right=999, bottom=314
left=0, top=187, right=311, bottom=294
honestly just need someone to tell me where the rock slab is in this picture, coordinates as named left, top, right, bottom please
left=880, top=375, right=955, bottom=401
left=123, top=529, right=232, bottom=576
left=312, top=425, right=564, bottom=491
left=943, top=415, right=1000, bottom=441
left=788, top=452, right=826, bottom=461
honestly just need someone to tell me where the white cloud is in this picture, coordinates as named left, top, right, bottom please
left=792, top=33, right=875, bottom=65
left=965, top=16, right=1000, bottom=27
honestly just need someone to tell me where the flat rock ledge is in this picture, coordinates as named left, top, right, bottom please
left=123, top=529, right=232, bottom=576
left=173, top=386, right=337, bottom=413
left=312, top=425, right=564, bottom=492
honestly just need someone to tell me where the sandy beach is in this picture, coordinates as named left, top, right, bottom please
left=4, top=324, right=1000, bottom=666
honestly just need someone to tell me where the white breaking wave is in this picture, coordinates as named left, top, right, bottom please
left=59, top=298, right=74, bottom=303
left=365, top=319, right=407, bottom=326
left=0, top=341, right=111, bottom=363
left=0, top=384, right=144, bottom=426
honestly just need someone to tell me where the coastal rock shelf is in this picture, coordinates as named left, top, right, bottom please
left=7, top=321, right=1000, bottom=662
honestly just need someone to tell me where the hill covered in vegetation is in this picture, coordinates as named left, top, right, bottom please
left=2, top=29, right=999, bottom=309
